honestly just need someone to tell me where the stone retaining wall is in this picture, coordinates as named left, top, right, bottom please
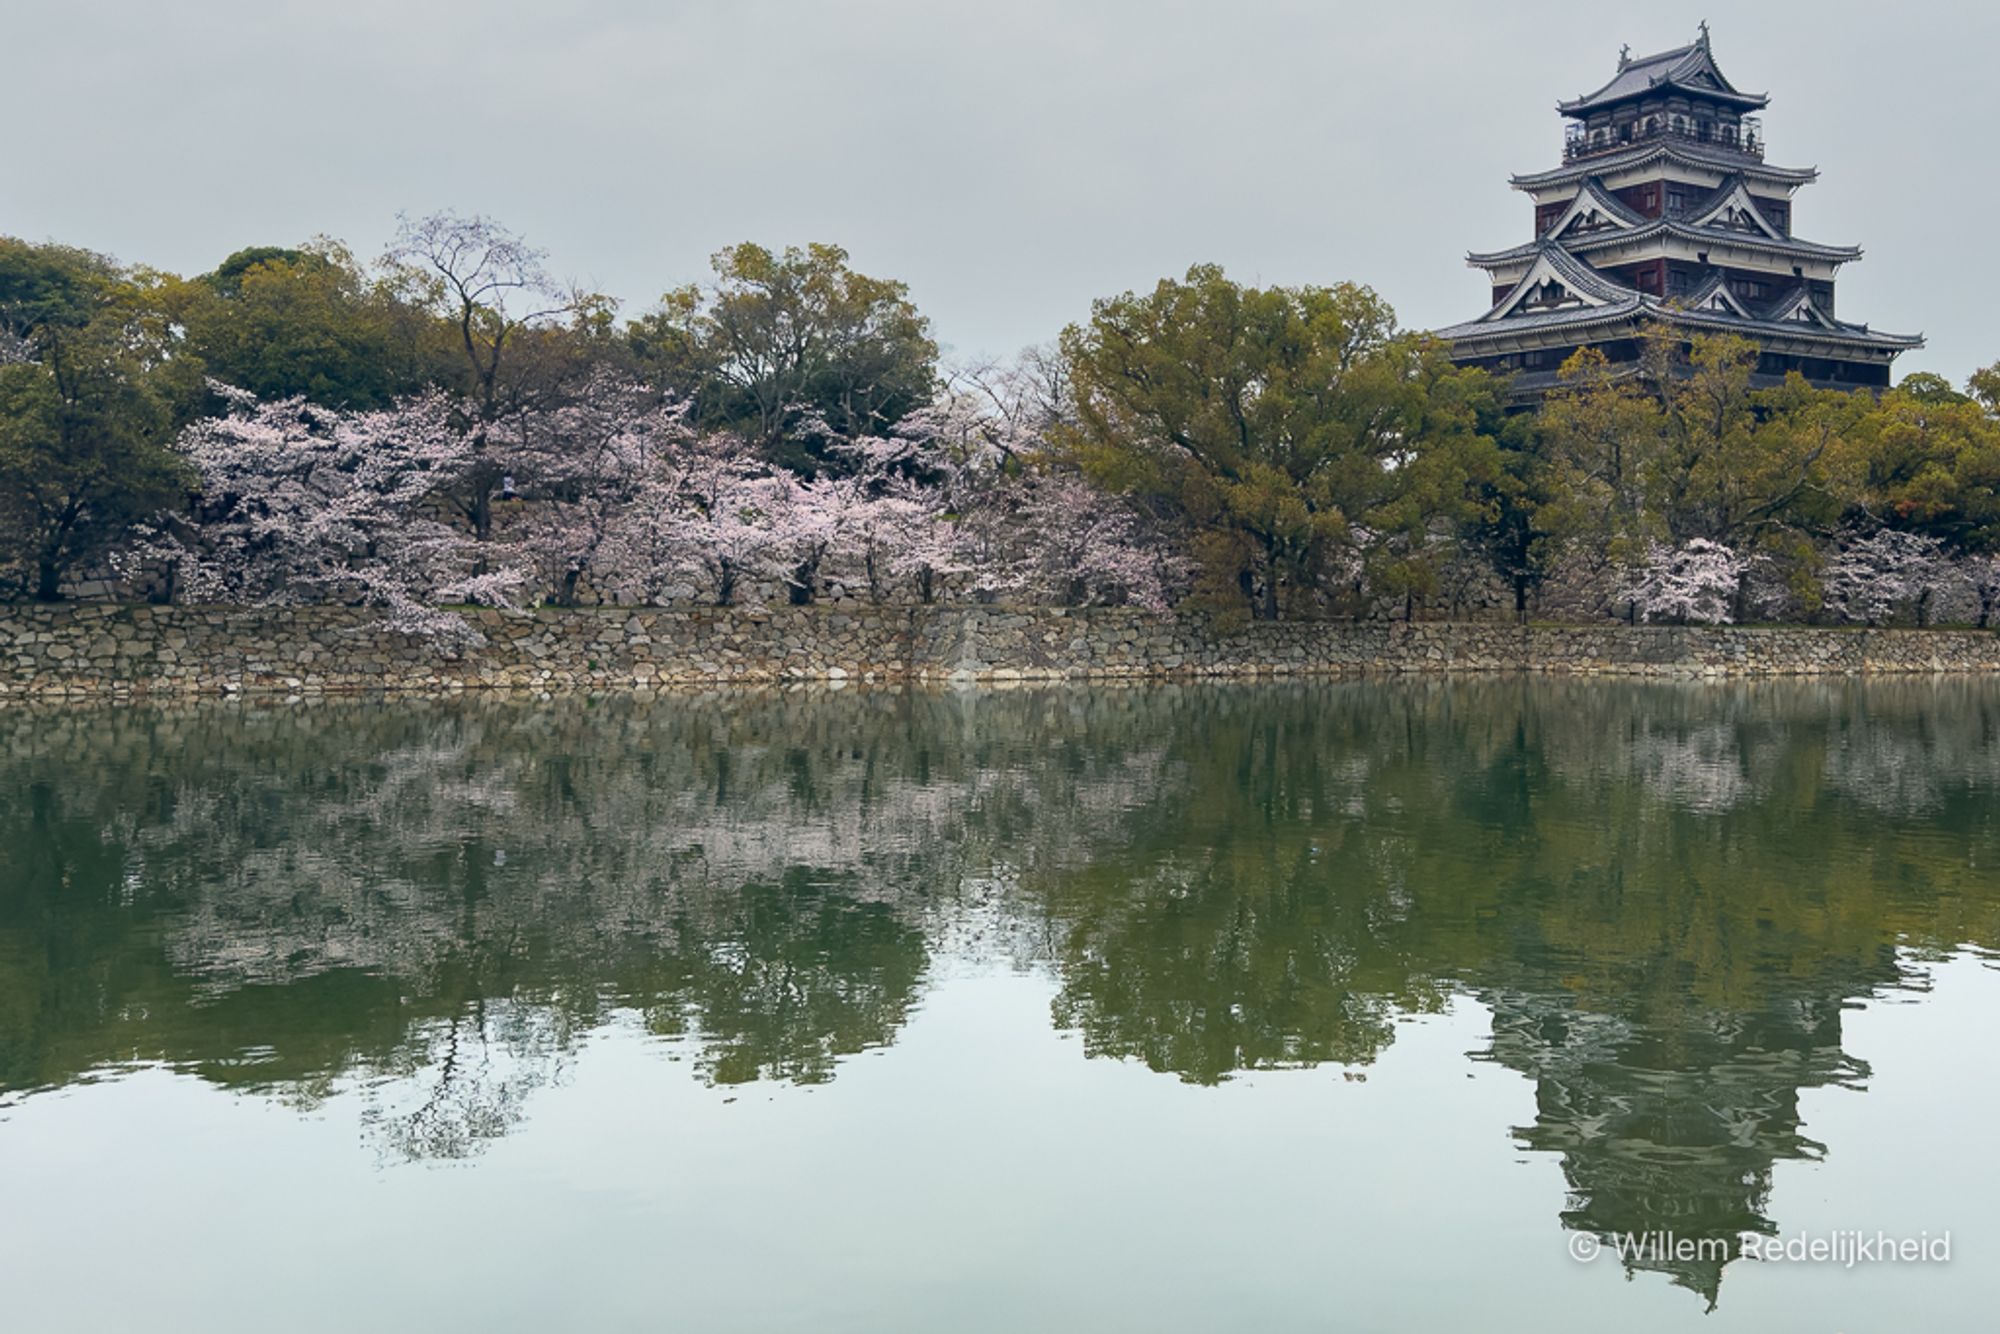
left=4, top=604, right=1999, bottom=699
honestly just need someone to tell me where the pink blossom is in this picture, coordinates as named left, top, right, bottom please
left=969, top=472, right=1190, bottom=610
left=151, top=386, right=506, bottom=646
left=1821, top=529, right=1950, bottom=626
left=1619, top=539, right=1746, bottom=624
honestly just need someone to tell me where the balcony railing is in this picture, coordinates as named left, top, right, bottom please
left=1564, top=115, right=1764, bottom=163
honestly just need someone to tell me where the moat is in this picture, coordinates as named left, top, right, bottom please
left=4, top=681, right=1997, bottom=1332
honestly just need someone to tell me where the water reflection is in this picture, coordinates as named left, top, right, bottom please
left=4, top=680, right=1999, bottom=1304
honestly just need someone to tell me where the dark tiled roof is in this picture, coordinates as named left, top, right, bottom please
left=1670, top=304, right=1923, bottom=348
left=1679, top=176, right=1792, bottom=238
left=1435, top=291, right=1922, bottom=351
left=1468, top=219, right=1860, bottom=268
left=1431, top=301, right=1645, bottom=342
left=1559, top=34, right=1769, bottom=116
left=1679, top=270, right=1742, bottom=310
left=1433, top=243, right=1647, bottom=339
left=1562, top=177, right=1648, bottom=229
left=1755, top=279, right=1816, bottom=320
left=1465, top=241, right=1544, bottom=266
left=1529, top=240, right=1639, bottom=301
left=1510, top=142, right=1817, bottom=191
left=1650, top=219, right=1854, bottom=261
left=1678, top=173, right=1744, bottom=222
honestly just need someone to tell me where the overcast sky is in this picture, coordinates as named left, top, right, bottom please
left=6, top=1, right=1991, bottom=383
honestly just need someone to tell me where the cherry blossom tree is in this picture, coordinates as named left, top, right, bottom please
left=765, top=471, right=846, bottom=604
left=829, top=359, right=1184, bottom=609
left=594, top=432, right=794, bottom=607
left=496, top=370, right=690, bottom=605
left=971, top=472, right=1189, bottom=610
left=576, top=460, right=689, bottom=606
left=945, top=346, right=1074, bottom=465
left=1962, top=553, right=2000, bottom=629
left=820, top=406, right=986, bottom=603
left=864, top=481, right=973, bottom=604
left=143, top=385, right=520, bottom=648
left=385, top=212, right=596, bottom=542
left=752, top=446, right=971, bottom=607
left=1618, top=539, right=1747, bottom=625
left=125, top=334, right=1196, bottom=624
left=1820, top=529, right=1950, bottom=627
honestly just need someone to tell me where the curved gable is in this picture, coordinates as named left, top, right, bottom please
left=1686, top=180, right=1783, bottom=238
left=1548, top=180, right=1646, bottom=240
left=1486, top=247, right=1633, bottom=321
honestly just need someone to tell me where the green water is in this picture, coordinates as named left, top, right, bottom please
left=3, top=682, right=1997, bottom=1332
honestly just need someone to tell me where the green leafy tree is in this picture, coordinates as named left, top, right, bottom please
left=178, top=240, right=445, bottom=409
left=627, top=242, right=937, bottom=474
left=1059, top=265, right=1503, bottom=619
left=1534, top=346, right=1665, bottom=570
left=0, top=239, right=193, bottom=600
left=1539, top=332, right=1870, bottom=615
left=1460, top=407, right=1558, bottom=619
left=1643, top=335, right=1861, bottom=556
left=1850, top=367, right=2000, bottom=554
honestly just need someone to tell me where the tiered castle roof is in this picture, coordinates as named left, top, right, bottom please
left=1436, top=28, right=1920, bottom=396
left=1556, top=34, right=1768, bottom=116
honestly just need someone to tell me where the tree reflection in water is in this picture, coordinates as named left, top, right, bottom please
left=4, top=680, right=1998, bottom=1302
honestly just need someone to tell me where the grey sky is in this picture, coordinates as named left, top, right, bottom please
left=7, top=1, right=1990, bottom=383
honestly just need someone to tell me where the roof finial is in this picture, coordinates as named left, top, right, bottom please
left=1698, top=19, right=1711, bottom=45
left=1619, top=42, right=1631, bottom=65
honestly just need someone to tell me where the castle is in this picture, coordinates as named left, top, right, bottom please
left=1436, top=27, right=1920, bottom=397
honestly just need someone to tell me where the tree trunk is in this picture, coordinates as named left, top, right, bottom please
left=471, top=486, right=493, bottom=543
left=1259, top=546, right=1280, bottom=621
left=788, top=555, right=820, bottom=605
left=34, top=559, right=63, bottom=603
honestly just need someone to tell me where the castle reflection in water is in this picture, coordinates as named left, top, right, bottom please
left=6, top=680, right=1998, bottom=1305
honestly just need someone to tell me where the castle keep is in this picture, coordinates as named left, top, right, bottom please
left=1436, top=28, right=1920, bottom=396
